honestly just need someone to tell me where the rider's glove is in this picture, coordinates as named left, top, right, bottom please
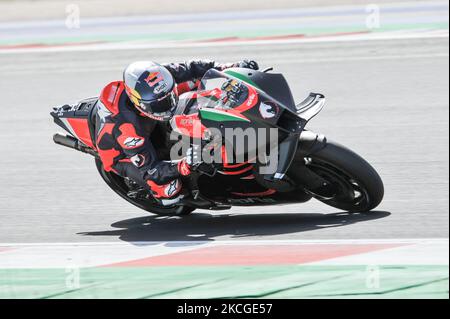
left=238, top=59, right=259, bottom=70
left=177, top=145, right=202, bottom=176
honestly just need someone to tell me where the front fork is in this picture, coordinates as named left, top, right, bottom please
left=293, top=131, right=336, bottom=199
left=293, top=164, right=336, bottom=200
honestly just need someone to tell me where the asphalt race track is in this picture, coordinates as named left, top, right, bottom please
left=0, top=36, right=448, bottom=243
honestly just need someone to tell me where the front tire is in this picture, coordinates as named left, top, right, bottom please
left=95, top=159, right=194, bottom=216
left=303, top=141, right=384, bottom=212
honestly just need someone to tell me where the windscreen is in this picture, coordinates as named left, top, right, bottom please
left=195, top=69, right=252, bottom=110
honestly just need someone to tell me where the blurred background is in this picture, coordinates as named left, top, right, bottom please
left=1, top=0, right=448, bottom=48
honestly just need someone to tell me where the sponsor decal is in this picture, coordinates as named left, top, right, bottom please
left=142, top=113, right=165, bottom=121
left=145, top=71, right=168, bottom=95
left=107, top=84, right=118, bottom=103
left=142, top=71, right=169, bottom=95
left=180, top=118, right=193, bottom=126
left=165, top=180, right=181, bottom=197
left=231, top=197, right=277, bottom=204
left=259, top=101, right=279, bottom=119
left=130, top=154, right=145, bottom=168
left=246, top=93, right=257, bottom=107
left=145, top=72, right=163, bottom=87
left=124, top=137, right=144, bottom=148
left=154, top=82, right=168, bottom=95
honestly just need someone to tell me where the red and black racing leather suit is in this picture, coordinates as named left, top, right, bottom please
left=94, top=60, right=238, bottom=201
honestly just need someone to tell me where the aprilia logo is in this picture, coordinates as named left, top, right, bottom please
left=246, top=93, right=257, bottom=106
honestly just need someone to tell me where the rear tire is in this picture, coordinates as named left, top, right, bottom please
left=303, top=141, right=384, bottom=212
left=95, top=159, right=194, bottom=216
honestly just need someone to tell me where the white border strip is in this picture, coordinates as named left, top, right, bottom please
left=0, top=238, right=448, bottom=247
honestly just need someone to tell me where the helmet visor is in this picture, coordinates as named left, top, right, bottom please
left=136, top=91, right=178, bottom=120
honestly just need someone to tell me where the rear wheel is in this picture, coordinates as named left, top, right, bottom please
left=95, top=159, right=194, bottom=216
left=302, top=141, right=384, bottom=212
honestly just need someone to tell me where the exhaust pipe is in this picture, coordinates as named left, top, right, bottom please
left=53, top=133, right=98, bottom=157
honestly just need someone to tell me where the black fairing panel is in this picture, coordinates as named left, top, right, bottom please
left=50, top=97, right=98, bottom=144
left=229, top=68, right=296, bottom=111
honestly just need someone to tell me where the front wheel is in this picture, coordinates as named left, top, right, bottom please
left=303, top=141, right=384, bottom=212
left=95, top=159, right=194, bottom=216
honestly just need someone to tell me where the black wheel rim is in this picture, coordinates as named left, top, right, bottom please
left=305, top=158, right=371, bottom=211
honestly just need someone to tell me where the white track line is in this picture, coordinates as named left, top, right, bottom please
left=311, top=240, right=449, bottom=265
left=0, top=238, right=447, bottom=246
left=0, top=30, right=448, bottom=55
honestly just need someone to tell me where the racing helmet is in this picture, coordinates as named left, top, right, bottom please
left=123, top=61, right=178, bottom=121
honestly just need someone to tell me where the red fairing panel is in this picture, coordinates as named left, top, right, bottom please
left=172, top=113, right=207, bottom=139
left=234, top=85, right=259, bottom=113
left=66, top=118, right=95, bottom=149
left=99, top=81, right=123, bottom=116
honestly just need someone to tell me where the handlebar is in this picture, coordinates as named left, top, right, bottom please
left=262, top=67, right=274, bottom=73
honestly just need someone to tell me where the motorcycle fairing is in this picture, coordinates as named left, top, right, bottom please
left=170, top=69, right=310, bottom=181
left=223, top=68, right=296, bottom=111
left=51, top=97, right=98, bottom=150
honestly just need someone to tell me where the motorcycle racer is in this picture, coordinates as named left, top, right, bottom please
left=94, top=59, right=259, bottom=205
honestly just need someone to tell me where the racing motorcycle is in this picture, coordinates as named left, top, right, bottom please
left=51, top=67, right=384, bottom=216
